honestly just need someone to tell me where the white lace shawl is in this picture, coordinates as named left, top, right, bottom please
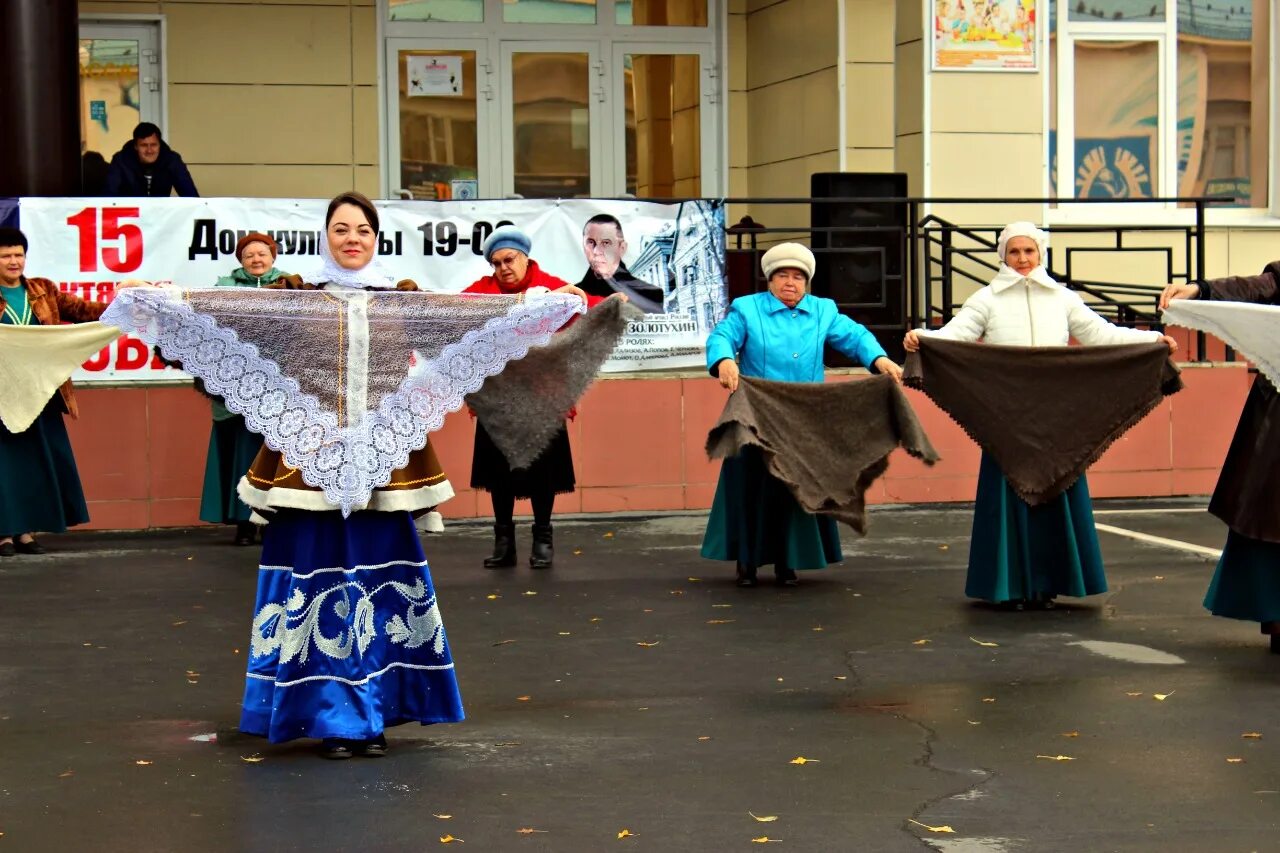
left=102, top=287, right=584, bottom=514
left=1163, top=299, right=1280, bottom=386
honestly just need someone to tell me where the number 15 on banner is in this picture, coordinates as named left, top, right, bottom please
left=66, top=207, right=144, bottom=273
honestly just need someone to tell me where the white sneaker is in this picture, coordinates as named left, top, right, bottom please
left=418, top=510, right=445, bottom=534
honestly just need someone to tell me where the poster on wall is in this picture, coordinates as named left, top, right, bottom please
left=18, top=197, right=727, bottom=383
left=933, top=0, right=1038, bottom=72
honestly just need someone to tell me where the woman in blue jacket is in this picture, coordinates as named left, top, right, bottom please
left=702, top=243, right=902, bottom=586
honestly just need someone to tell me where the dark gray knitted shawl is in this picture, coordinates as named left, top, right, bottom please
left=465, top=297, right=641, bottom=469
left=706, top=374, right=940, bottom=534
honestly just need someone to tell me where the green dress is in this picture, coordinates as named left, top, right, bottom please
left=197, top=268, right=287, bottom=525
left=0, top=283, right=91, bottom=536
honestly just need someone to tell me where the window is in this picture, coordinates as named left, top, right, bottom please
left=1050, top=0, right=1270, bottom=208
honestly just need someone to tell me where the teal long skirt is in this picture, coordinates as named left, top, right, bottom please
left=0, top=398, right=90, bottom=536
left=1203, top=530, right=1280, bottom=623
left=700, top=446, right=843, bottom=572
left=199, top=415, right=262, bottom=525
left=965, top=453, right=1106, bottom=603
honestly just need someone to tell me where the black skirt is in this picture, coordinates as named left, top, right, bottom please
left=1209, top=375, right=1280, bottom=543
left=470, top=421, right=575, bottom=498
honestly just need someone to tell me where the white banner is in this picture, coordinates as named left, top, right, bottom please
left=18, top=197, right=727, bottom=381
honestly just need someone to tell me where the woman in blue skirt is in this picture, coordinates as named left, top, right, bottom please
left=905, top=222, right=1176, bottom=609
left=0, top=227, right=108, bottom=558
left=1162, top=262, right=1280, bottom=650
left=702, top=243, right=902, bottom=587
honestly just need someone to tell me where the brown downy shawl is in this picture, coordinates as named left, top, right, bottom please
left=705, top=374, right=940, bottom=534
left=465, top=297, right=642, bottom=469
left=905, top=338, right=1183, bottom=505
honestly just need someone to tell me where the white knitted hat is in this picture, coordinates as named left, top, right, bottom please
left=761, top=242, right=816, bottom=280
left=996, top=221, right=1048, bottom=262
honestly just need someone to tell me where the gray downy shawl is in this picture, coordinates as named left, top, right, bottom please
left=706, top=374, right=940, bottom=534
left=905, top=337, right=1183, bottom=505
left=466, top=296, right=642, bottom=469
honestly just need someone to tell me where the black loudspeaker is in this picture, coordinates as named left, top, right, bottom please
left=810, top=172, right=909, bottom=364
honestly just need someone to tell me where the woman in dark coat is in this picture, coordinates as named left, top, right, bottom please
left=1163, top=263, right=1280, bottom=650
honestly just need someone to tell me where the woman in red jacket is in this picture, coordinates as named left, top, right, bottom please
left=464, top=227, right=597, bottom=570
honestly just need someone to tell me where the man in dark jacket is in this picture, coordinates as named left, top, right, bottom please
left=577, top=213, right=666, bottom=313
left=104, top=122, right=199, bottom=197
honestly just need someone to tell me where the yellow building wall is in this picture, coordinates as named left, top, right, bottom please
left=78, top=0, right=379, bottom=199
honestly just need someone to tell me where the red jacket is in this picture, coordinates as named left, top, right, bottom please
left=464, top=259, right=604, bottom=307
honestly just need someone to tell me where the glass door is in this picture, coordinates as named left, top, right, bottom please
left=613, top=43, right=716, bottom=197
left=78, top=21, right=163, bottom=192
left=385, top=38, right=494, bottom=200
left=500, top=42, right=605, bottom=198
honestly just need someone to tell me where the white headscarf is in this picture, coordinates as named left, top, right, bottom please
left=991, top=220, right=1056, bottom=289
left=314, top=226, right=397, bottom=290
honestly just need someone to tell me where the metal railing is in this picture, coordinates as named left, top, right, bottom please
left=716, top=195, right=1236, bottom=362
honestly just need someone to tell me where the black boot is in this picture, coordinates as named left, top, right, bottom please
left=483, top=522, right=516, bottom=568
left=529, top=524, right=553, bottom=569
left=234, top=521, right=256, bottom=546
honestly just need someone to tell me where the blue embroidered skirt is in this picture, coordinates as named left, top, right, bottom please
left=1203, top=530, right=1280, bottom=624
left=965, top=453, right=1107, bottom=603
left=240, top=509, right=465, bottom=743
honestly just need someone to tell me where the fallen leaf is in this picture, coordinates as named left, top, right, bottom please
left=636, top=641, right=660, bottom=648
left=134, top=760, right=153, bottom=766
left=789, top=756, right=818, bottom=765
left=1152, top=575, right=1165, bottom=580
left=1036, top=755, right=1076, bottom=761
left=58, top=770, right=74, bottom=778
left=697, top=736, right=712, bottom=741
left=669, top=590, right=685, bottom=595
left=982, top=698, right=996, bottom=703
left=439, top=834, right=463, bottom=843
left=938, top=544, right=950, bottom=551
left=240, top=754, right=265, bottom=763
left=912, top=639, right=931, bottom=646
left=751, top=838, right=781, bottom=843
left=617, top=829, right=635, bottom=839
left=558, top=632, right=572, bottom=636
left=811, top=626, right=824, bottom=632
left=516, top=828, right=548, bottom=834
left=833, top=676, right=848, bottom=681
left=967, top=720, right=981, bottom=725
left=1153, top=692, right=1174, bottom=701
left=172, top=620, right=188, bottom=627
left=516, top=696, right=531, bottom=702
left=1061, top=731, right=1080, bottom=738
left=749, top=812, right=779, bottom=822
left=707, top=619, right=735, bottom=625
left=712, top=604, right=733, bottom=608
left=1227, top=757, right=1245, bottom=764
left=494, top=743, right=520, bottom=748
left=603, top=532, right=615, bottom=539
left=433, top=814, right=453, bottom=820
left=1126, top=692, right=1143, bottom=697
left=522, top=591, right=538, bottom=596
left=969, top=637, right=999, bottom=648
left=687, top=577, right=702, bottom=582
left=1242, top=732, right=1263, bottom=739
left=907, top=819, right=956, bottom=834
left=776, top=678, right=784, bottom=682
left=643, top=609, right=654, bottom=613
left=486, top=594, right=499, bottom=600
left=572, top=549, right=583, bottom=555
left=590, top=617, right=601, bottom=622
left=492, top=640, right=516, bottom=647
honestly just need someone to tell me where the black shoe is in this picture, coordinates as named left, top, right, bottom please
left=998, top=599, right=1026, bottom=612
left=1031, top=593, right=1056, bottom=611
left=14, top=538, right=44, bottom=555
left=357, top=733, right=388, bottom=757
left=483, top=522, right=516, bottom=569
left=319, top=739, right=354, bottom=760
left=234, top=522, right=256, bottom=547
left=774, top=568, right=799, bottom=587
left=0, top=542, right=14, bottom=558
left=529, top=523, right=553, bottom=570
left=735, top=564, right=757, bottom=587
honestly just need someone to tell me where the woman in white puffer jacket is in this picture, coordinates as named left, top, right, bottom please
left=904, top=221, right=1177, bottom=610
